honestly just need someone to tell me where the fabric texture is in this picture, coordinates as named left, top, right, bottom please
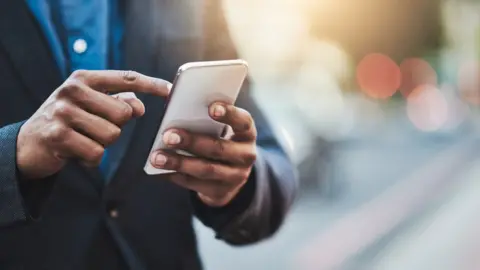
left=0, top=1, right=298, bottom=269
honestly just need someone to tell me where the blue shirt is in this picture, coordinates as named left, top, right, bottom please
left=26, top=0, right=124, bottom=177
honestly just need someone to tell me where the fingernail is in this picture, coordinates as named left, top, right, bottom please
left=213, top=104, right=226, bottom=117
left=153, top=153, right=167, bottom=166
left=164, top=131, right=181, bottom=145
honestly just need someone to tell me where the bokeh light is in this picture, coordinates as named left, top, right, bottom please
left=293, top=66, right=349, bottom=140
left=223, top=0, right=310, bottom=81
left=356, top=53, right=401, bottom=99
left=407, top=85, right=449, bottom=132
left=301, top=39, right=352, bottom=83
left=439, top=84, right=470, bottom=131
left=457, top=60, right=480, bottom=105
left=399, top=58, right=438, bottom=97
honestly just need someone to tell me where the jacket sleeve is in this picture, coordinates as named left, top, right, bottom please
left=191, top=0, right=298, bottom=245
left=0, top=121, right=55, bottom=228
left=192, top=87, right=298, bottom=245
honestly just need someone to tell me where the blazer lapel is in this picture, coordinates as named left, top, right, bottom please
left=153, top=0, right=205, bottom=79
left=0, top=1, right=63, bottom=105
left=102, top=0, right=154, bottom=184
left=107, top=0, right=205, bottom=187
left=123, top=0, right=204, bottom=79
left=0, top=1, right=106, bottom=192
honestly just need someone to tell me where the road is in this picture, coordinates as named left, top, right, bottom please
left=367, top=159, right=480, bottom=270
left=193, top=107, right=479, bottom=270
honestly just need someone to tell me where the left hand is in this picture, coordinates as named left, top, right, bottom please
left=149, top=102, right=257, bottom=207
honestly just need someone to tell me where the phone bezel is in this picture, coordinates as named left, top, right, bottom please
left=162, top=59, right=248, bottom=116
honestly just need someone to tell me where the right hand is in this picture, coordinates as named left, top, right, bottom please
left=17, top=70, right=170, bottom=180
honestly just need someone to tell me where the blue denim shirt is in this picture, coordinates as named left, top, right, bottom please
left=25, top=0, right=124, bottom=177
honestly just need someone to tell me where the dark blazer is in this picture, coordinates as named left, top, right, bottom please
left=0, top=0, right=297, bottom=270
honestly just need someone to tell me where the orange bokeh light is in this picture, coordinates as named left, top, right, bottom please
left=356, top=53, right=401, bottom=99
left=399, top=58, right=437, bottom=97
left=457, top=61, right=480, bottom=105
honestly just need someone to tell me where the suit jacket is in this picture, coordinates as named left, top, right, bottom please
left=0, top=0, right=297, bottom=269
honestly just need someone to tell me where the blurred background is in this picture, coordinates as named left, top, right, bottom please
left=194, top=0, right=480, bottom=269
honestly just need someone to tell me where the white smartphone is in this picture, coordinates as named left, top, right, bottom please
left=144, top=59, right=249, bottom=175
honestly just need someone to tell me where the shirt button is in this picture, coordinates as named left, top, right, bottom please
left=73, top=38, right=88, bottom=54
left=109, top=209, right=119, bottom=218
left=238, top=229, right=249, bottom=237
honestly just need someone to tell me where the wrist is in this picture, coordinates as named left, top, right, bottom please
left=197, top=183, right=245, bottom=207
left=193, top=168, right=256, bottom=215
left=197, top=166, right=252, bottom=207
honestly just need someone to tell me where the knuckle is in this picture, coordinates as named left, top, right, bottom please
left=239, top=170, right=251, bottom=182
left=228, top=170, right=247, bottom=185
left=86, top=147, right=104, bottom=165
left=106, top=126, right=121, bottom=144
left=210, top=139, right=225, bottom=158
left=242, top=151, right=257, bottom=166
left=241, top=117, right=254, bottom=133
left=179, top=131, right=192, bottom=149
left=170, top=156, right=183, bottom=171
left=200, top=163, right=217, bottom=179
left=70, top=69, right=88, bottom=80
left=47, top=123, right=70, bottom=144
left=252, top=128, right=258, bottom=139
left=52, top=100, right=73, bottom=119
left=52, top=149, right=68, bottom=161
left=162, top=154, right=179, bottom=171
left=58, top=79, right=83, bottom=98
left=122, top=70, right=138, bottom=84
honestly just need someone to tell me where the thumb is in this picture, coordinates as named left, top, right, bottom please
left=111, top=92, right=146, bottom=117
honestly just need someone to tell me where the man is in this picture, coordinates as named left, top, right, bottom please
left=0, top=0, right=297, bottom=269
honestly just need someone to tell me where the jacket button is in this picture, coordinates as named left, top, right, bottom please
left=109, top=208, right=119, bottom=218
left=238, top=229, right=249, bottom=238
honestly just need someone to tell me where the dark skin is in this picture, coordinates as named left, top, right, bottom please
left=17, top=70, right=256, bottom=207
left=150, top=103, right=257, bottom=207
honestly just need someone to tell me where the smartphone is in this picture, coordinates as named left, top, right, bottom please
left=143, top=59, right=249, bottom=175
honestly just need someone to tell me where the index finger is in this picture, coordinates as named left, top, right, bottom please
left=71, top=70, right=171, bottom=97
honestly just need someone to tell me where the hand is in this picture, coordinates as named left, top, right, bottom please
left=17, top=70, right=170, bottom=179
left=149, top=102, right=257, bottom=207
